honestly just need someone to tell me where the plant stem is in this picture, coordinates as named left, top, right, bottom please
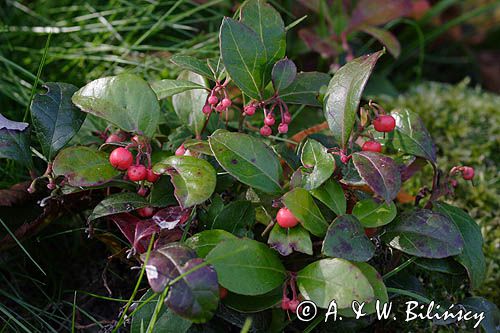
left=146, top=286, right=169, bottom=333
left=383, top=257, right=417, bottom=280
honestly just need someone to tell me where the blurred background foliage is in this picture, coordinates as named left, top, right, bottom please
left=0, top=0, right=499, bottom=331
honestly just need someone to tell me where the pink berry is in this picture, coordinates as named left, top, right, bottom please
left=244, top=105, right=256, bottom=116
left=109, top=147, right=134, bottom=170
left=215, top=103, right=225, bottom=112
left=276, top=208, right=299, bottom=228
left=373, top=115, right=396, bottom=132
left=208, top=95, right=218, bottom=105
left=462, top=166, right=475, bottom=180
left=341, top=155, right=350, bottom=164
left=282, top=112, right=292, bottom=124
left=260, top=125, right=272, bottom=137
left=288, top=300, right=300, bottom=313
left=137, top=207, right=154, bottom=217
left=127, top=165, right=147, bottom=182
left=137, top=187, right=149, bottom=197
left=175, top=144, right=186, bottom=156
left=281, top=297, right=290, bottom=311
left=362, top=141, right=382, bottom=153
left=278, top=123, right=288, bottom=134
left=264, top=114, right=275, bottom=126
left=105, top=133, right=124, bottom=144
left=202, top=104, right=212, bottom=115
left=221, top=98, right=232, bottom=108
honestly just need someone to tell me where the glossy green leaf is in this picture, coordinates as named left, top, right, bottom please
left=150, top=79, right=206, bottom=99
left=282, top=187, right=329, bottom=237
left=415, top=258, right=465, bottom=275
left=130, top=289, right=192, bottom=333
left=170, top=55, right=214, bottom=79
left=268, top=223, right=312, bottom=256
left=153, top=156, right=217, bottom=208
left=434, top=202, right=486, bottom=289
left=186, top=229, right=238, bottom=258
left=310, top=179, right=346, bottom=216
left=462, top=297, right=500, bottom=333
left=322, top=215, right=375, bottom=261
left=279, top=72, right=330, bottom=106
left=223, top=287, right=282, bottom=313
left=339, top=262, right=388, bottom=316
left=183, top=139, right=213, bottom=156
left=360, top=26, right=401, bottom=58
left=352, top=151, right=401, bottom=203
left=297, top=258, right=375, bottom=308
left=300, top=139, right=334, bottom=190
left=72, top=74, right=160, bottom=137
left=352, top=198, right=397, bottom=227
left=31, top=82, right=85, bottom=160
left=149, top=176, right=177, bottom=208
left=0, top=115, right=33, bottom=168
left=52, top=146, right=120, bottom=187
left=271, top=58, right=296, bottom=92
left=88, top=192, right=148, bottom=222
left=210, top=200, right=255, bottom=237
left=382, top=209, right=464, bottom=258
left=206, top=238, right=286, bottom=295
left=219, top=17, right=266, bottom=99
left=387, top=109, right=437, bottom=164
left=209, top=130, right=282, bottom=194
left=172, top=71, right=209, bottom=137
left=324, top=51, right=384, bottom=148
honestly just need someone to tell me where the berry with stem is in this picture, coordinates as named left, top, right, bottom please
left=462, top=166, right=475, bottom=180
left=127, top=165, right=147, bottom=182
left=362, top=141, right=382, bottom=153
left=244, top=105, right=256, bottom=116
left=221, top=98, right=232, bottom=108
left=276, top=208, right=299, bottom=228
left=264, top=114, right=275, bottom=126
left=260, top=125, right=272, bottom=137
left=208, top=95, right=218, bottom=105
left=202, top=104, right=212, bottom=115
left=175, top=144, right=186, bottom=156
left=373, top=115, right=396, bottom=132
left=278, top=123, right=288, bottom=134
left=146, top=169, right=160, bottom=183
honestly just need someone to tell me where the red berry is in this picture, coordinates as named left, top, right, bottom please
left=106, top=133, right=124, bottom=144
left=208, top=95, right=218, bottom=105
left=215, top=103, right=225, bottom=112
left=127, top=165, right=147, bottom=182
left=364, top=227, right=378, bottom=237
left=373, top=115, right=396, bottom=132
left=175, top=144, right=186, bottom=156
left=288, top=299, right=300, bottom=313
left=282, top=112, right=292, bottom=124
left=146, top=169, right=160, bottom=183
left=109, top=147, right=134, bottom=170
left=137, top=207, right=154, bottom=217
left=202, top=104, right=212, bottom=115
left=362, top=141, right=382, bottom=153
left=278, top=123, right=288, bottom=134
left=219, top=286, right=228, bottom=300
left=260, top=125, right=272, bottom=137
left=281, top=297, right=290, bottom=310
left=221, top=98, right=232, bottom=108
left=264, top=114, right=275, bottom=126
left=137, top=187, right=149, bottom=197
left=462, top=166, right=475, bottom=180
left=244, top=105, right=256, bottom=116
left=340, top=155, right=350, bottom=164
left=276, top=208, right=299, bottom=228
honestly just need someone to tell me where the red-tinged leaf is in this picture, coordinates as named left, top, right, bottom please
left=348, top=0, right=412, bottom=32
left=352, top=151, right=401, bottom=203
left=360, top=26, right=401, bottom=58
left=0, top=182, right=31, bottom=207
left=298, top=29, right=338, bottom=58
left=134, top=221, right=160, bottom=253
left=110, top=213, right=140, bottom=246
left=152, top=206, right=192, bottom=230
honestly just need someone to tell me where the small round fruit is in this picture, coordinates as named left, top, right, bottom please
left=282, top=112, right=292, bottom=124
left=244, top=105, right=256, bottom=116
left=362, top=141, right=382, bottom=153
left=202, top=104, right=212, bottom=115
left=109, top=147, right=134, bottom=170
left=221, top=98, right=232, bottom=108
left=260, top=125, right=272, bottom=137
left=364, top=227, right=378, bottom=237
left=137, top=207, right=154, bottom=217
left=288, top=299, right=299, bottom=313
left=208, top=95, right=218, bottom=105
left=276, top=208, right=299, bottom=228
left=219, top=287, right=228, bottom=300
left=146, top=169, right=160, bottom=183
left=281, top=297, right=290, bottom=310
left=127, top=165, right=147, bottom=182
left=278, top=123, right=288, bottom=134
left=137, top=187, right=149, bottom=197
left=462, top=166, right=475, bottom=180
left=264, top=115, right=275, bottom=126
left=373, top=115, right=396, bottom=132
left=105, top=133, right=124, bottom=144
left=175, top=144, right=186, bottom=156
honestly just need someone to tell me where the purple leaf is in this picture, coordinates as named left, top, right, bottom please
left=348, top=0, right=412, bottom=32
left=352, top=151, right=401, bottom=203
left=152, top=206, right=192, bottom=230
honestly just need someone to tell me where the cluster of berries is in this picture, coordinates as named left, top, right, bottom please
left=450, top=166, right=475, bottom=181
left=361, top=114, right=396, bottom=153
left=246, top=102, right=291, bottom=137
left=109, top=147, right=159, bottom=183
left=203, top=93, right=232, bottom=115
